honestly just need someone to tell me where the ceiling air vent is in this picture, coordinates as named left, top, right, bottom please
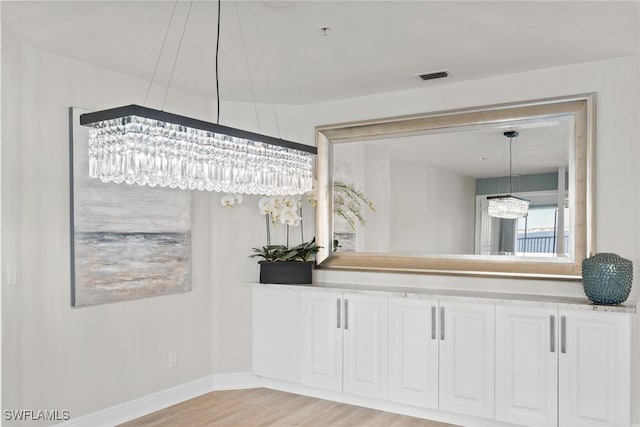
left=417, top=70, right=449, bottom=81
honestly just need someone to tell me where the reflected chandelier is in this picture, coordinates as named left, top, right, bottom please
left=487, top=131, right=530, bottom=219
left=80, top=1, right=316, bottom=196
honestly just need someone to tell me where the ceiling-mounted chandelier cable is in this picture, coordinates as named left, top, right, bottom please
left=250, top=1, right=281, bottom=138
left=144, top=1, right=179, bottom=106
left=234, top=0, right=262, bottom=132
left=487, top=130, right=530, bottom=219
left=161, top=0, right=194, bottom=110
left=79, top=0, right=316, bottom=195
left=508, top=130, right=514, bottom=194
left=215, top=0, right=221, bottom=124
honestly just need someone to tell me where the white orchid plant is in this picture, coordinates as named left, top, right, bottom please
left=258, top=195, right=302, bottom=227
left=220, top=180, right=374, bottom=252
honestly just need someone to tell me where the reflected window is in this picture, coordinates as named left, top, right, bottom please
left=516, top=207, right=569, bottom=255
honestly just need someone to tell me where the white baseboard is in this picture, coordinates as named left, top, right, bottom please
left=212, top=372, right=262, bottom=390
left=261, top=378, right=515, bottom=427
left=55, top=372, right=259, bottom=427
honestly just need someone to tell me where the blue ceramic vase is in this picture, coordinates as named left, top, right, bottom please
left=581, top=253, right=633, bottom=305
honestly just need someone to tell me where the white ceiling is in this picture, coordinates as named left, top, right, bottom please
left=2, top=1, right=639, bottom=105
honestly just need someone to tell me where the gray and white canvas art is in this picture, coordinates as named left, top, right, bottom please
left=70, top=108, right=191, bottom=307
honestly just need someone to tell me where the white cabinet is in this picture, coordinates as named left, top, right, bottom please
left=343, top=294, right=389, bottom=399
left=302, top=290, right=343, bottom=391
left=495, top=306, right=632, bottom=427
left=252, top=286, right=304, bottom=383
left=559, top=310, right=631, bottom=427
left=388, top=297, right=439, bottom=409
left=302, top=290, right=388, bottom=400
left=439, top=301, right=495, bottom=419
left=495, top=305, right=558, bottom=426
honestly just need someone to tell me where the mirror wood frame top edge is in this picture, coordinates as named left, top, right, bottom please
left=315, top=93, right=596, bottom=280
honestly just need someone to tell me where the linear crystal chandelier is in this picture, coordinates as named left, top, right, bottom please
left=80, top=105, right=316, bottom=195
left=80, top=1, right=316, bottom=196
left=487, top=194, right=530, bottom=219
left=487, top=131, right=530, bottom=219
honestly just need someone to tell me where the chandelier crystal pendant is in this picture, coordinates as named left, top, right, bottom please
left=487, top=131, right=530, bottom=219
left=80, top=105, right=316, bottom=195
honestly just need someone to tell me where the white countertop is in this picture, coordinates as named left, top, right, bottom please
left=244, top=282, right=638, bottom=314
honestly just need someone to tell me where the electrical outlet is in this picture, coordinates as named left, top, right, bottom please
left=168, top=351, right=178, bottom=368
left=6, top=264, right=16, bottom=287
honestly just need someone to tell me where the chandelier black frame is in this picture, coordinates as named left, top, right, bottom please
left=80, top=104, right=317, bottom=155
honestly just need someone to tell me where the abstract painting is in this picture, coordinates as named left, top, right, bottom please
left=69, top=108, right=191, bottom=307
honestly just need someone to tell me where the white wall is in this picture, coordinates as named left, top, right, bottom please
left=309, top=55, right=640, bottom=422
left=390, top=161, right=475, bottom=254
left=1, top=29, right=216, bottom=423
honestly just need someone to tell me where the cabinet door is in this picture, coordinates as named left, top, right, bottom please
left=253, top=286, right=303, bottom=382
left=343, top=293, right=389, bottom=399
left=495, top=305, right=558, bottom=426
left=439, top=301, right=494, bottom=419
left=388, top=297, right=438, bottom=409
left=302, top=290, right=343, bottom=391
left=559, top=310, right=631, bottom=427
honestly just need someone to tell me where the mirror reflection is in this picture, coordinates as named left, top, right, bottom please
left=332, top=116, right=574, bottom=260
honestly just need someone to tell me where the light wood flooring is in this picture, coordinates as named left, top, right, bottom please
left=119, top=388, right=458, bottom=427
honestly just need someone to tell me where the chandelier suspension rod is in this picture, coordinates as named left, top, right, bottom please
left=235, top=1, right=262, bottom=132
left=509, top=135, right=513, bottom=194
left=215, top=0, right=221, bottom=123
left=162, top=0, right=194, bottom=110
left=250, top=1, right=282, bottom=138
left=144, top=1, right=179, bottom=106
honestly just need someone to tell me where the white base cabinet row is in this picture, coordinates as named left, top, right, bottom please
left=252, top=286, right=632, bottom=427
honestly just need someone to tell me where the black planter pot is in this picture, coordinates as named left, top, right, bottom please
left=259, top=261, right=313, bottom=285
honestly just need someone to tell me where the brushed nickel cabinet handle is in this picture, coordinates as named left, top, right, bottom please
left=440, top=306, right=445, bottom=340
left=336, top=299, right=341, bottom=329
left=431, top=306, right=436, bottom=340
left=344, top=299, right=349, bottom=330
left=561, top=316, right=567, bottom=354
left=550, top=315, right=556, bottom=353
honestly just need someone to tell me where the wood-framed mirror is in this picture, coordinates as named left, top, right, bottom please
left=315, top=94, right=595, bottom=279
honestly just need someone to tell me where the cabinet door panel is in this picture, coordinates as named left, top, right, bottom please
left=302, top=291, right=343, bottom=391
left=388, top=297, right=438, bottom=409
left=559, top=310, right=631, bottom=427
left=439, top=301, right=494, bottom=419
left=495, top=305, right=558, bottom=426
left=343, top=293, right=388, bottom=399
left=253, top=287, right=303, bottom=382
